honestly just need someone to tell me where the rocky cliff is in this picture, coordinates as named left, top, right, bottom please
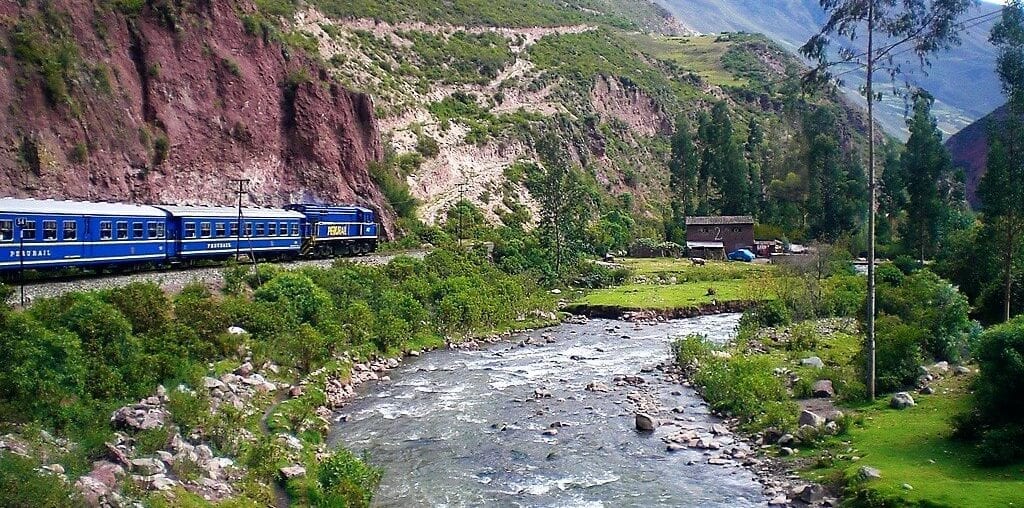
left=0, top=0, right=390, bottom=232
left=946, top=103, right=1005, bottom=209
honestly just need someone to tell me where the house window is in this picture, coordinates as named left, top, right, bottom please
left=0, top=220, right=12, bottom=242
left=133, top=222, right=145, bottom=239
left=43, top=220, right=57, bottom=241
left=63, top=221, right=77, bottom=241
left=100, top=221, right=112, bottom=240
left=116, top=222, right=128, bottom=240
left=215, top=223, right=226, bottom=237
left=21, top=220, right=36, bottom=241
left=255, top=223, right=265, bottom=236
left=184, top=223, right=196, bottom=239
left=244, top=223, right=253, bottom=237
left=200, top=222, right=212, bottom=238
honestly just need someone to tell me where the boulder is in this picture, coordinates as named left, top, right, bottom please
left=779, top=447, right=795, bottom=456
left=227, top=326, right=247, bottom=335
left=635, top=413, right=657, bottom=432
left=796, top=484, right=826, bottom=504
left=278, top=434, right=303, bottom=452
left=203, top=377, right=226, bottom=390
left=762, top=428, right=783, bottom=444
left=801, top=356, right=825, bottom=369
left=777, top=433, right=798, bottom=447
left=235, top=362, right=254, bottom=376
left=858, top=466, right=882, bottom=480
left=75, top=476, right=112, bottom=506
left=890, top=392, right=916, bottom=409
left=130, top=458, right=166, bottom=475
left=585, top=381, right=610, bottom=393
left=953, top=365, right=971, bottom=376
left=88, top=461, right=125, bottom=488
left=798, top=409, right=825, bottom=428
left=279, top=465, right=307, bottom=480
left=919, top=385, right=935, bottom=395
left=930, top=361, right=950, bottom=374
left=812, top=380, right=835, bottom=398
left=711, top=424, right=729, bottom=436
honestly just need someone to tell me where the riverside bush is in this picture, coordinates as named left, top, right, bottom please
left=869, top=315, right=924, bottom=393
left=673, top=335, right=797, bottom=431
left=740, top=299, right=791, bottom=329
left=310, top=448, right=382, bottom=507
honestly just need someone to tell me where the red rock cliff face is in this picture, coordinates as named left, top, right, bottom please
left=0, top=0, right=391, bottom=234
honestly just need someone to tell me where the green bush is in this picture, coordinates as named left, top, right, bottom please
left=877, top=269, right=971, bottom=362
left=870, top=315, right=924, bottom=393
left=0, top=453, right=79, bottom=507
left=740, top=300, right=791, bottom=329
left=311, top=448, right=382, bottom=507
left=105, top=282, right=170, bottom=336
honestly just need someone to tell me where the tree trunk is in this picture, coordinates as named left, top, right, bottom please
left=1006, top=221, right=1015, bottom=322
left=866, top=2, right=878, bottom=401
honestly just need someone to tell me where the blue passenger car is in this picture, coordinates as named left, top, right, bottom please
left=154, top=205, right=304, bottom=261
left=0, top=198, right=170, bottom=272
left=284, top=204, right=378, bottom=256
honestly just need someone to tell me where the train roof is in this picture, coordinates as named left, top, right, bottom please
left=285, top=203, right=375, bottom=213
left=0, top=197, right=167, bottom=217
left=154, top=204, right=304, bottom=220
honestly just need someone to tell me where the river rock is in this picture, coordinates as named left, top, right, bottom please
left=930, top=361, right=950, bottom=375
left=541, top=429, right=558, bottom=436
left=585, top=381, right=610, bottom=392
left=798, top=409, right=825, bottom=428
left=796, top=484, right=826, bottom=503
left=279, top=465, right=306, bottom=480
left=762, top=428, right=783, bottom=444
left=711, top=423, right=729, bottom=435
left=858, top=466, right=882, bottom=480
left=635, top=413, right=657, bottom=432
left=812, top=380, right=835, bottom=398
left=777, top=433, right=798, bottom=447
left=890, top=392, right=916, bottom=409
left=801, top=356, right=825, bottom=369
left=779, top=446, right=795, bottom=456
left=278, top=433, right=303, bottom=452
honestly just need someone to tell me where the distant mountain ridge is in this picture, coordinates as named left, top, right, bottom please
left=946, top=103, right=1005, bottom=208
left=656, top=0, right=1002, bottom=138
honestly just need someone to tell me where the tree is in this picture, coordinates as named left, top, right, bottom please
left=668, top=115, right=699, bottom=243
left=697, top=102, right=750, bottom=215
left=901, top=91, right=957, bottom=263
left=980, top=0, right=1024, bottom=322
left=745, top=118, right=767, bottom=216
left=802, top=0, right=976, bottom=399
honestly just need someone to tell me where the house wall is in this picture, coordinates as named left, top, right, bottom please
left=686, top=223, right=754, bottom=252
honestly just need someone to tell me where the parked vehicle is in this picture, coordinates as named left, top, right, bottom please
left=727, top=248, right=756, bottom=262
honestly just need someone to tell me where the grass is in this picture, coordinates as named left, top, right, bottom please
left=572, top=257, right=775, bottom=310
left=808, top=375, right=1024, bottom=507
left=628, top=34, right=746, bottom=87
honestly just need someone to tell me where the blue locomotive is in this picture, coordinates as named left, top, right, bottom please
left=0, top=197, right=379, bottom=273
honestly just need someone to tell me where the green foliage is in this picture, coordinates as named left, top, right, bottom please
left=10, top=13, right=82, bottom=108
left=404, top=30, right=513, bottom=85
left=153, top=134, right=170, bottom=165
left=369, top=160, right=418, bottom=219
left=877, top=269, right=971, bottom=362
left=105, top=282, right=170, bottom=337
left=740, top=300, right=791, bottom=329
left=310, top=448, right=382, bottom=507
left=870, top=315, right=924, bottom=393
left=0, top=453, right=79, bottom=507
left=674, top=335, right=797, bottom=431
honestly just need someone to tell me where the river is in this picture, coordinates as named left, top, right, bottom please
left=328, top=313, right=767, bottom=507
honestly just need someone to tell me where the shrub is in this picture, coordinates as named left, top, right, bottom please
left=105, top=282, right=170, bottom=336
left=0, top=453, right=79, bottom=506
left=870, top=315, right=924, bottom=393
left=311, top=448, right=382, bottom=507
left=973, top=316, right=1024, bottom=429
left=0, top=312, right=86, bottom=424
left=740, top=300, right=791, bottom=329
left=254, top=272, right=334, bottom=326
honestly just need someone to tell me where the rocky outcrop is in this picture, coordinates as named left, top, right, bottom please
left=0, top=1, right=391, bottom=233
left=591, top=75, right=672, bottom=137
left=946, top=103, right=1007, bottom=209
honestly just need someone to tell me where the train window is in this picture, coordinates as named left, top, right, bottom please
left=156, top=223, right=165, bottom=239
left=0, top=220, right=12, bottom=242
left=116, top=222, right=128, bottom=240
left=133, top=222, right=144, bottom=239
left=200, top=222, right=212, bottom=238
left=184, top=223, right=196, bottom=239
left=292, top=223, right=300, bottom=236
left=63, top=221, right=77, bottom=241
left=268, top=223, right=277, bottom=236
left=215, top=223, right=226, bottom=237
left=100, top=221, right=112, bottom=240
left=22, top=221, right=36, bottom=241
left=244, top=223, right=253, bottom=237
left=148, top=222, right=158, bottom=239
left=279, top=222, right=288, bottom=236
left=43, top=220, right=57, bottom=241
left=255, top=223, right=265, bottom=236
left=229, top=223, right=239, bottom=237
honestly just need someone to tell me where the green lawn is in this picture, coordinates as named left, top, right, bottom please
left=806, top=375, right=1024, bottom=507
left=574, top=258, right=776, bottom=310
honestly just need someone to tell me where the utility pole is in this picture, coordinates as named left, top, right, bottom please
left=230, top=178, right=250, bottom=261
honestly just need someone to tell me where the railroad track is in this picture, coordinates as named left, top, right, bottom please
left=6, top=249, right=427, bottom=306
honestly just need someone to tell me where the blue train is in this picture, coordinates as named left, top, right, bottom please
left=0, top=197, right=379, bottom=273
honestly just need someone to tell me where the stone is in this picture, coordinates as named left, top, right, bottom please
left=105, top=443, right=131, bottom=466
left=88, top=461, right=125, bottom=488
left=130, top=457, right=166, bottom=475
left=801, top=356, right=825, bottom=369
left=858, top=466, right=882, bottom=480
left=42, top=463, right=65, bottom=475
left=711, top=424, right=729, bottom=435
left=930, top=361, right=950, bottom=374
left=585, top=381, right=610, bottom=393
left=156, top=451, right=173, bottom=463
left=279, top=465, right=306, bottom=480
left=195, top=444, right=214, bottom=462
left=890, top=392, right=916, bottom=409
left=902, top=483, right=914, bottom=490
left=289, top=385, right=305, bottom=398
left=278, top=434, right=303, bottom=452
left=797, top=484, right=826, bottom=504
left=919, top=385, right=935, bottom=395
left=671, top=406, right=686, bottom=414
left=777, top=433, right=798, bottom=447
left=953, top=365, right=971, bottom=376
left=768, top=495, right=789, bottom=506
left=541, top=429, right=558, bottom=436
left=236, top=362, right=254, bottom=376
left=762, top=428, right=783, bottom=444
left=227, top=326, right=247, bottom=335
left=825, top=421, right=840, bottom=435
left=203, top=377, right=226, bottom=390
left=635, top=413, right=657, bottom=432
left=710, top=350, right=732, bottom=360
left=550, top=288, right=562, bottom=295
left=780, top=447, right=795, bottom=456
left=75, top=476, right=112, bottom=505
left=798, top=409, right=825, bottom=428
left=409, top=350, right=421, bottom=357
left=812, top=380, right=835, bottom=398
left=150, top=474, right=176, bottom=491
